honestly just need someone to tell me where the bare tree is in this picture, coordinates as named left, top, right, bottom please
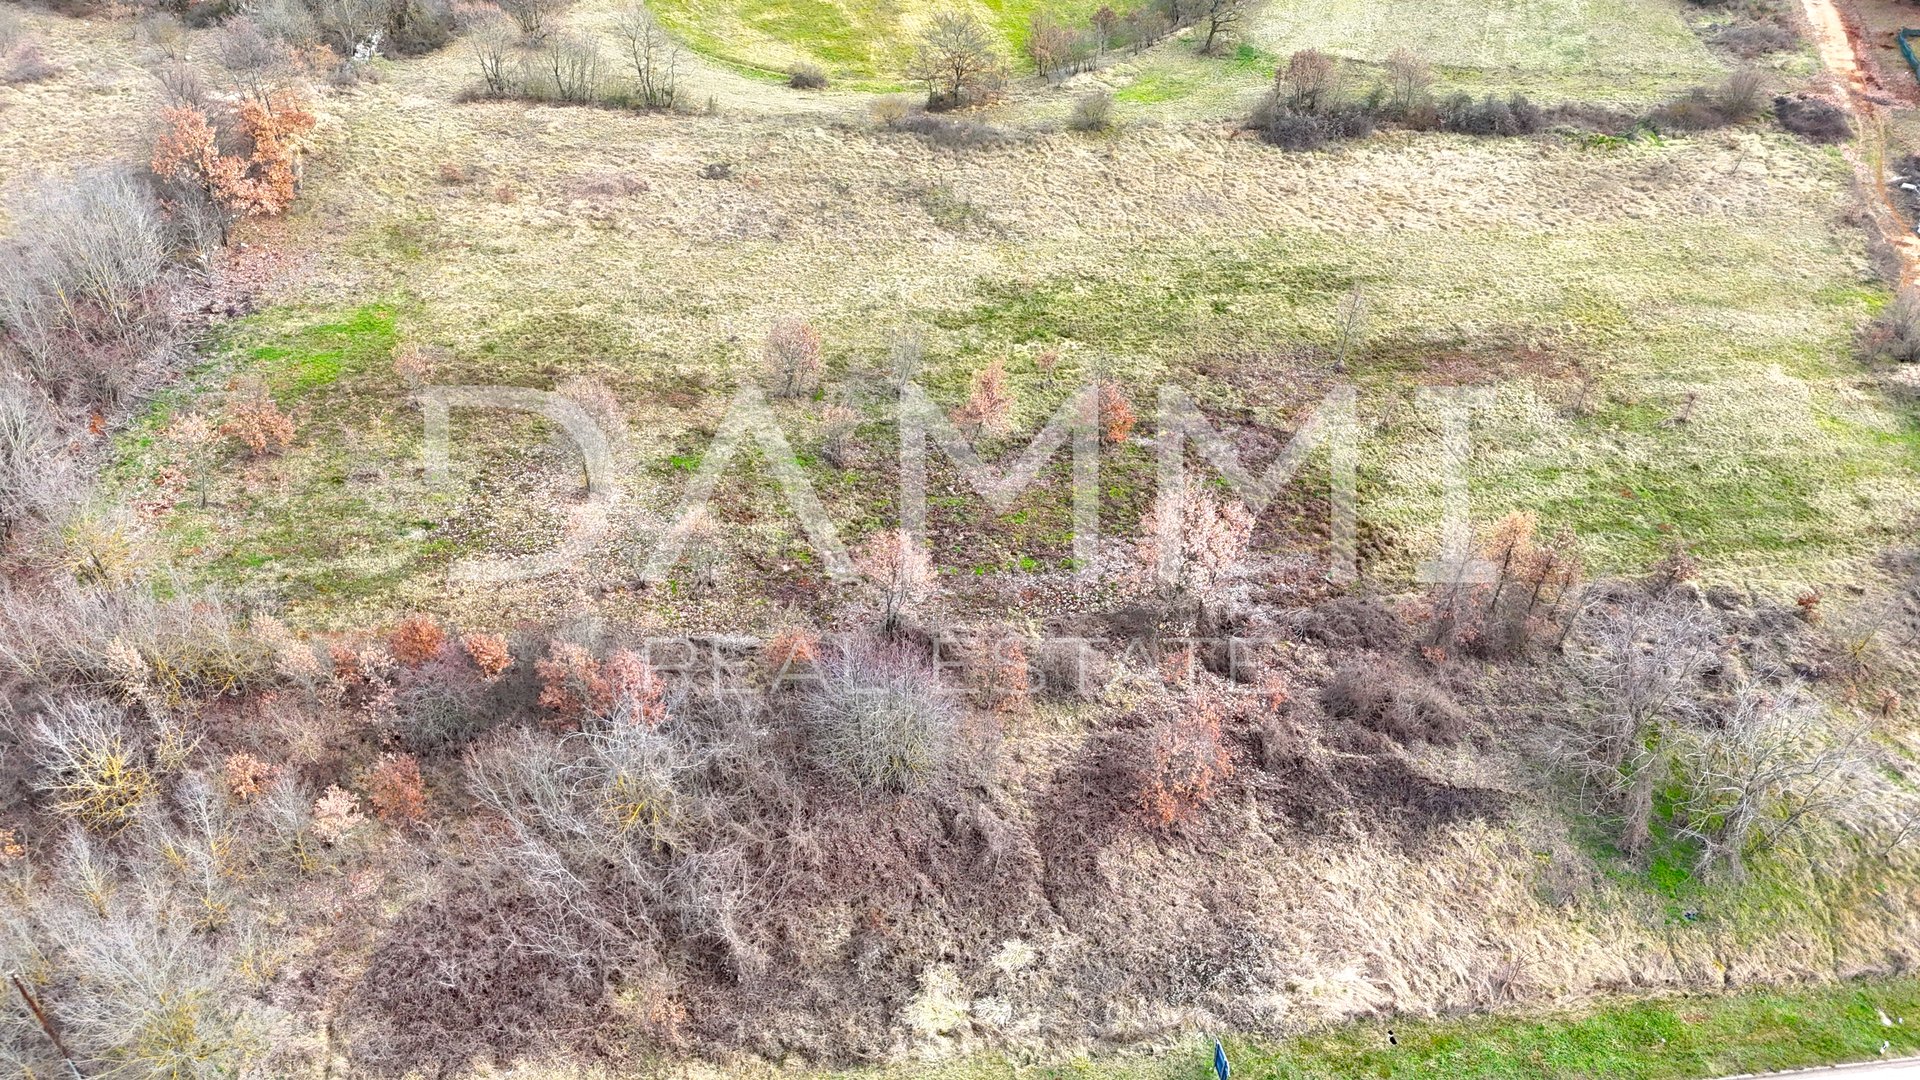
left=612, top=2, right=679, bottom=109
left=1198, top=0, right=1244, bottom=55
left=470, top=12, right=519, bottom=96
left=1671, top=683, right=1861, bottom=876
left=497, top=0, right=572, bottom=41
left=908, top=10, right=1006, bottom=110
left=1563, top=586, right=1719, bottom=854
left=1278, top=48, right=1339, bottom=113
left=1383, top=46, right=1434, bottom=115
left=539, top=30, right=603, bottom=103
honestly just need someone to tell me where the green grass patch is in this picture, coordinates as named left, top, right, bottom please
left=816, top=976, right=1920, bottom=1078
left=648, top=0, right=1109, bottom=84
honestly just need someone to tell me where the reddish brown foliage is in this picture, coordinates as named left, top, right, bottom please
left=535, top=641, right=609, bottom=727
left=152, top=89, right=317, bottom=229
left=605, top=648, right=668, bottom=725
left=220, top=382, right=295, bottom=456
left=388, top=615, right=446, bottom=667
left=460, top=631, right=513, bottom=680
left=1097, top=380, right=1136, bottom=445
left=952, top=358, right=1015, bottom=436
left=223, top=751, right=278, bottom=801
left=1136, top=697, right=1234, bottom=830
left=974, top=636, right=1031, bottom=713
left=366, top=753, right=429, bottom=828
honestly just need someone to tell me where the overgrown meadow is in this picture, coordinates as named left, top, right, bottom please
left=1, top=0, right=1918, bottom=1076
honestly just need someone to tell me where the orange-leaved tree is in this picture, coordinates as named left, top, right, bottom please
left=152, top=88, right=317, bottom=242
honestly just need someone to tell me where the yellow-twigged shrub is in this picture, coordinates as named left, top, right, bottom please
left=33, top=700, right=158, bottom=835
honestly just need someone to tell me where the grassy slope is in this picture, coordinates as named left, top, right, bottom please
left=646, top=0, right=1111, bottom=85
left=100, top=106, right=1918, bottom=622
left=641, top=0, right=1725, bottom=103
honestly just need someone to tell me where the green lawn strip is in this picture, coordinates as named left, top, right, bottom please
left=1211, top=977, right=1920, bottom=1079
left=814, top=977, right=1920, bottom=1079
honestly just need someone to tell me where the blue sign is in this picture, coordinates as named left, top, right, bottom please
left=1214, top=1040, right=1230, bottom=1080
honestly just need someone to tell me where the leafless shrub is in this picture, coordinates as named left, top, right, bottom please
left=0, top=9, right=21, bottom=54
left=802, top=643, right=959, bottom=792
left=0, top=169, right=174, bottom=408
left=819, top=402, right=859, bottom=467
left=535, top=30, right=603, bottom=103
left=1860, top=291, right=1920, bottom=364
left=889, top=111, right=1014, bottom=149
left=152, top=54, right=209, bottom=107
left=1714, top=68, right=1764, bottom=120
left=612, top=2, right=678, bottom=109
left=1438, top=91, right=1545, bottom=136
left=855, top=528, right=934, bottom=633
left=32, top=699, right=158, bottom=835
left=2, top=43, right=59, bottom=85
left=216, top=15, right=295, bottom=96
left=762, top=315, right=824, bottom=397
left=12, top=828, right=281, bottom=1077
left=1069, top=87, right=1114, bottom=132
left=788, top=62, right=828, bottom=89
left=871, top=93, right=913, bottom=124
left=391, top=654, right=489, bottom=750
left=1424, top=512, right=1585, bottom=659
left=1032, top=637, right=1111, bottom=700
left=1382, top=46, right=1434, bottom=115
left=496, top=0, right=570, bottom=39
left=0, top=575, right=273, bottom=698
left=0, top=378, right=69, bottom=543
left=249, top=0, right=320, bottom=50
left=1669, top=682, right=1861, bottom=875
left=1560, top=584, right=1721, bottom=855
left=469, top=12, right=520, bottom=96
left=1321, top=662, right=1466, bottom=745
left=1278, top=48, right=1339, bottom=112
left=1714, top=19, right=1798, bottom=56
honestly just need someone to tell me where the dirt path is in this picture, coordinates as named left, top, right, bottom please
left=1795, top=0, right=1920, bottom=278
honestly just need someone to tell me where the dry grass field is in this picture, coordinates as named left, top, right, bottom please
left=3, top=0, right=1920, bottom=1077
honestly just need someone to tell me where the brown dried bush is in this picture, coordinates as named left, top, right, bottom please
left=952, top=357, right=1015, bottom=436
left=1134, top=695, right=1235, bottom=830
left=1320, top=662, right=1466, bottom=745
left=219, top=381, right=295, bottom=456
left=388, top=614, right=446, bottom=667
left=366, top=753, right=429, bottom=828
left=1097, top=379, right=1136, bottom=444
left=762, top=315, right=824, bottom=397
left=605, top=648, right=669, bottom=725
left=151, top=88, right=317, bottom=240
left=535, top=641, right=610, bottom=726
left=223, top=751, right=278, bottom=801
left=461, top=630, right=513, bottom=680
